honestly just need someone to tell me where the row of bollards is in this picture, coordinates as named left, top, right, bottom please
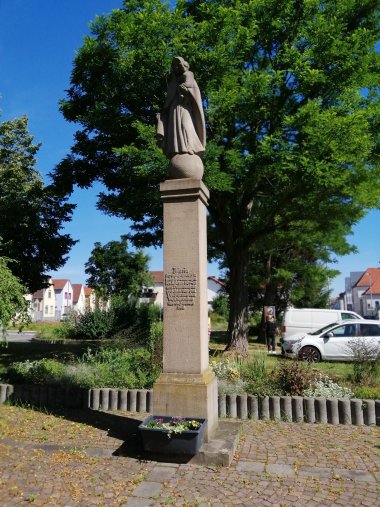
left=218, top=393, right=379, bottom=425
left=1, top=384, right=378, bottom=426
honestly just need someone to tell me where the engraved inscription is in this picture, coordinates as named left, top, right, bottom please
left=165, top=267, right=197, bottom=310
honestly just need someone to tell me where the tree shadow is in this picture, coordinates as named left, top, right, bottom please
left=24, top=405, right=195, bottom=464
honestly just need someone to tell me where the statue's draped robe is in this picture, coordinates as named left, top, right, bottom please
left=157, top=70, right=206, bottom=158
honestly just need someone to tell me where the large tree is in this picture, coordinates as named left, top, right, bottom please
left=0, top=116, right=76, bottom=292
left=85, top=236, right=152, bottom=301
left=0, top=257, right=29, bottom=338
left=52, top=0, right=380, bottom=353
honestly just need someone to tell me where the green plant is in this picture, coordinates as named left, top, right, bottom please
left=274, top=360, right=318, bottom=396
left=241, top=357, right=279, bottom=397
left=143, top=416, right=201, bottom=439
left=347, top=338, right=380, bottom=385
left=303, top=374, right=354, bottom=398
left=354, top=385, right=380, bottom=400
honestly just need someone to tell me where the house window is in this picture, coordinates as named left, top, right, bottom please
left=47, top=290, right=51, bottom=298
left=368, top=303, right=371, bottom=309
left=375, top=301, right=379, bottom=308
left=45, top=305, right=48, bottom=314
left=65, top=292, right=68, bottom=299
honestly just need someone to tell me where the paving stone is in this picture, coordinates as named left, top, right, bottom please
left=236, top=461, right=265, bottom=473
left=333, top=469, right=376, bottom=482
left=146, top=465, right=178, bottom=482
left=266, top=463, right=295, bottom=477
left=123, top=498, right=155, bottom=507
left=298, top=466, right=333, bottom=478
left=131, top=481, right=163, bottom=498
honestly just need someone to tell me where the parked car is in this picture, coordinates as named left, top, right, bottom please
left=281, top=308, right=363, bottom=342
left=282, top=319, right=380, bottom=362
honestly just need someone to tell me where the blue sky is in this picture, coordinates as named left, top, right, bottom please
left=0, top=0, right=379, bottom=296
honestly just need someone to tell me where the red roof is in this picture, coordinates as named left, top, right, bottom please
left=208, top=276, right=226, bottom=287
left=150, top=271, right=164, bottom=283
left=84, top=287, right=93, bottom=297
left=355, top=268, right=380, bottom=295
left=52, top=279, right=70, bottom=290
left=72, top=284, right=84, bottom=304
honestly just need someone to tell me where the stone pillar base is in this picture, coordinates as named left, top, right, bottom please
left=153, top=369, right=218, bottom=441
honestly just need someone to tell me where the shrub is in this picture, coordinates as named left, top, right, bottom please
left=70, top=308, right=117, bottom=340
left=210, top=358, right=241, bottom=383
left=211, top=294, right=229, bottom=319
left=8, top=358, right=66, bottom=385
left=303, top=374, right=354, bottom=398
left=354, top=385, right=380, bottom=400
left=274, top=360, right=317, bottom=396
left=241, top=357, right=279, bottom=397
left=347, top=338, right=380, bottom=385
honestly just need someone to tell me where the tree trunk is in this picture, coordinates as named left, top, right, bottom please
left=225, top=248, right=249, bottom=355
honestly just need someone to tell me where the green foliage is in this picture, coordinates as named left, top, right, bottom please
left=52, top=0, right=380, bottom=353
left=211, top=294, right=229, bottom=319
left=7, top=345, right=160, bottom=389
left=303, top=374, right=354, bottom=398
left=0, top=257, right=30, bottom=339
left=8, top=359, right=66, bottom=385
left=0, top=116, right=75, bottom=292
left=85, top=237, right=152, bottom=301
left=240, top=357, right=280, bottom=397
left=273, top=360, right=318, bottom=396
left=354, top=386, right=380, bottom=400
left=68, top=308, right=117, bottom=340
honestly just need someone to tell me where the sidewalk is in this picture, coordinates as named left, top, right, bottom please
left=0, top=405, right=379, bottom=506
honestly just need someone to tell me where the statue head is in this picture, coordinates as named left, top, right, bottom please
left=172, top=56, right=189, bottom=76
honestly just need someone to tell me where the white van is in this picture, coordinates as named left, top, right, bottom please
left=281, top=308, right=363, bottom=343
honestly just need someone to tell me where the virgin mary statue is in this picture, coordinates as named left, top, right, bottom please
left=157, top=57, right=206, bottom=164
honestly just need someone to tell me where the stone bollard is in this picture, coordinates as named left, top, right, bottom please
left=227, top=394, right=238, bottom=418
left=238, top=394, right=248, bottom=420
left=109, top=389, right=119, bottom=411
left=31, top=385, right=41, bottom=406
left=39, top=386, right=48, bottom=407
left=280, top=396, right=293, bottom=422
left=81, top=389, right=91, bottom=409
left=351, top=399, right=364, bottom=426
left=129, top=389, right=138, bottom=412
left=270, top=396, right=281, bottom=421
left=338, top=398, right=352, bottom=425
left=315, top=398, right=328, bottom=424
left=119, top=390, right=128, bottom=411
left=259, top=396, right=270, bottom=420
left=303, top=397, right=316, bottom=424
left=218, top=393, right=226, bottom=418
left=138, top=390, right=148, bottom=413
left=363, top=400, right=376, bottom=426
left=6, top=384, right=14, bottom=402
left=247, top=395, right=259, bottom=420
left=0, top=384, right=7, bottom=404
left=375, top=400, right=380, bottom=426
left=90, top=389, right=100, bottom=410
left=327, top=398, right=339, bottom=425
left=100, top=388, right=110, bottom=411
left=292, top=396, right=304, bottom=423
left=147, top=390, right=153, bottom=413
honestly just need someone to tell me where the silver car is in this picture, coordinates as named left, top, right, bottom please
left=282, top=319, right=380, bottom=362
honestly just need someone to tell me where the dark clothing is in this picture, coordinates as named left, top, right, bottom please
left=265, top=319, right=277, bottom=352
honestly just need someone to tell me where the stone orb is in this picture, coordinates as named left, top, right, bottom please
left=168, top=153, right=204, bottom=180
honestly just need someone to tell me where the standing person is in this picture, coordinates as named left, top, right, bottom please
left=265, top=313, right=277, bottom=354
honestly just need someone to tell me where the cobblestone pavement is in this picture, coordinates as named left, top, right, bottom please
left=0, top=405, right=379, bottom=506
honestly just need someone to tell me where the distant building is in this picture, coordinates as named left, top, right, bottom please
left=340, top=268, right=380, bottom=319
left=72, top=284, right=86, bottom=314
left=30, top=278, right=56, bottom=321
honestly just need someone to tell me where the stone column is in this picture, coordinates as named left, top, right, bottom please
left=153, top=178, right=218, bottom=440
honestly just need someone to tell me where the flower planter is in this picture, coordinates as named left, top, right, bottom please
left=138, top=415, right=207, bottom=455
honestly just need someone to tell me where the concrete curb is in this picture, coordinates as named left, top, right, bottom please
left=1, top=383, right=379, bottom=426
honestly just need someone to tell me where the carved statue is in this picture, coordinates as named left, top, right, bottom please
left=157, top=57, right=206, bottom=179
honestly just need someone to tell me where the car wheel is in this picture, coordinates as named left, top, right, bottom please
left=299, top=346, right=321, bottom=363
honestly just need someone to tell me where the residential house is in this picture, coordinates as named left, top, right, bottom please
left=207, top=276, right=226, bottom=310
left=30, top=278, right=56, bottom=322
left=53, top=279, right=74, bottom=319
left=84, top=287, right=96, bottom=311
left=343, top=271, right=364, bottom=312
left=353, top=268, right=380, bottom=318
left=72, top=284, right=86, bottom=314
left=141, top=271, right=164, bottom=308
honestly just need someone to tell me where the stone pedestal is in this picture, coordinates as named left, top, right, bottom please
left=153, top=178, right=218, bottom=441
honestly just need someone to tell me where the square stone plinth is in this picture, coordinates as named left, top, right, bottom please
left=153, top=369, right=218, bottom=441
